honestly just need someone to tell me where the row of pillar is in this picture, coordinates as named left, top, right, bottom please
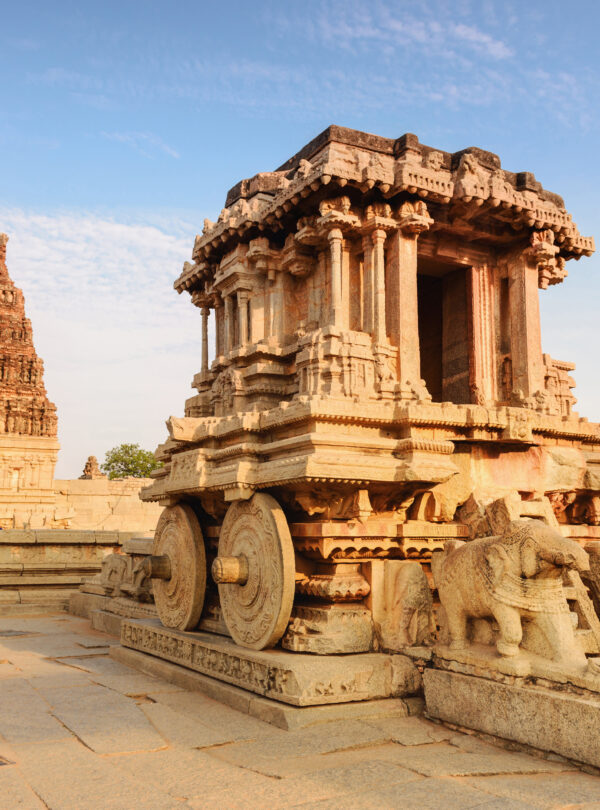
left=199, top=289, right=251, bottom=373
left=326, top=222, right=422, bottom=385
left=197, top=220, right=544, bottom=403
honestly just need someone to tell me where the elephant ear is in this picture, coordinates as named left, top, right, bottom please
left=485, top=543, right=509, bottom=584
left=520, top=536, right=539, bottom=578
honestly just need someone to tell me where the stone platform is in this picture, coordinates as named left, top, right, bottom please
left=120, top=618, right=421, bottom=707
left=424, top=668, right=600, bottom=770
left=0, top=529, right=138, bottom=613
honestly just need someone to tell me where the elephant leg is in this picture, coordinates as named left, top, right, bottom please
left=397, top=606, right=413, bottom=647
left=532, top=613, right=587, bottom=668
left=446, top=605, right=468, bottom=650
left=491, top=603, right=522, bottom=657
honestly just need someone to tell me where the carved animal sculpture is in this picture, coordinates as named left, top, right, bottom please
left=434, top=519, right=590, bottom=664
left=391, top=562, right=434, bottom=648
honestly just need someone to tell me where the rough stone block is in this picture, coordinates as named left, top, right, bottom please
left=69, top=591, right=109, bottom=618
left=424, top=668, right=600, bottom=768
left=90, top=609, right=122, bottom=636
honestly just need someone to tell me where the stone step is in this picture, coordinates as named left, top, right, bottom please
left=120, top=617, right=421, bottom=707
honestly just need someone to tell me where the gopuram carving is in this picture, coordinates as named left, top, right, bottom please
left=124, top=126, right=600, bottom=734
left=0, top=234, right=60, bottom=527
left=79, top=455, right=107, bottom=480
left=0, top=235, right=57, bottom=439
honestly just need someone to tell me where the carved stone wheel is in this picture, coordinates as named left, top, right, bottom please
left=152, top=504, right=206, bottom=631
left=215, top=493, right=295, bottom=650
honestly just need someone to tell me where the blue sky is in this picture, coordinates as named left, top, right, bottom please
left=1, top=0, right=599, bottom=476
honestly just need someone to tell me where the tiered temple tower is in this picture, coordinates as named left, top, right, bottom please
left=0, top=234, right=59, bottom=528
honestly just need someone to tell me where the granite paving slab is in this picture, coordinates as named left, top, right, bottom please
left=362, top=715, right=454, bottom=746
left=141, top=701, right=259, bottom=748
left=461, top=772, right=600, bottom=807
left=389, top=741, right=575, bottom=777
left=11, top=739, right=185, bottom=810
left=44, top=683, right=167, bottom=754
left=0, top=764, right=47, bottom=810
left=291, top=776, right=531, bottom=810
left=0, top=679, right=73, bottom=743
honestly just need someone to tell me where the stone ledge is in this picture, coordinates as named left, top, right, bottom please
left=0, top=529, right=136, bottom=545
left=424, top=668, right=600, bottom=769
left=110, top=643, right=419, bottom=730
left=120, top=617, right=421, bottom=707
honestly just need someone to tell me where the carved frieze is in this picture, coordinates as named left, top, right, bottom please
left=121, top=618, right=410, bottom=705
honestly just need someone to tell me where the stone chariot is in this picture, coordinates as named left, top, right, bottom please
left=137, top=125, right=599, bottom=665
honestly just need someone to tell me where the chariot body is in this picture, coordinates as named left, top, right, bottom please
left=140, top=125, right=599, bottom=655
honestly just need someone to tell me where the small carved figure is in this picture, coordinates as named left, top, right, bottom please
left=454, top=153, right=488, bottom=200
left=295, top=158, right=312, bottom=179
left=389, top=562, right=434, bottom=648
left=423, top=150, right=444, bottom=170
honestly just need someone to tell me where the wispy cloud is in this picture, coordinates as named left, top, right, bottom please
left=33, top=66, right=104, bottom=91
left=102, top=130, right=180, bottom=159
left=0, top=209, right=204, bottom=477
left=298, top=1, right=513, bottom=60
left=23, top=3, right=599, bottom=131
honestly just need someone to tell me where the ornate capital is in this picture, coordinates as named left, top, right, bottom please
left=190, top=290, right=214, bottom=309
left=371, top=228, right=387, bottom=246
left=317, top=197, right=360, bottom=235
left=397, top=200, right=433, bottom=235
left=527, top=230, right=565, bottom=289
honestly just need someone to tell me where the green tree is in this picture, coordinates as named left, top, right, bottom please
left=101, top=443, right=162, bottom=480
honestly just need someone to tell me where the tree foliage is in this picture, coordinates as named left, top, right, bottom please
left=101, top=443, right=162, bottom=480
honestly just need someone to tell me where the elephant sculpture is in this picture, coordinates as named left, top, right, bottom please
left=434, top=519, right=591, bottom=666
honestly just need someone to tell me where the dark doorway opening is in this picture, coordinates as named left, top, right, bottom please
left=417, top=259, right=470, bottom=404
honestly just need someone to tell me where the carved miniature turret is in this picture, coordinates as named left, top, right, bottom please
left=79, top=455, right=107, bottom=480
left=0, top=234, right=58, bottom=438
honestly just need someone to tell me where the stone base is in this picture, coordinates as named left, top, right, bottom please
left=434, top=642, right=600, bottom=692
left=282, top=604, right=374, bottom=654
left=69, top=591, right=110, bottom=618
left=120, top=618, right=421, bottom=707
left=424, top=668, right=600, bottom=769
left=0, top=529, right=136, bottom=613
left=0, top=599, right=69, bottom=615
left=69, top=591, right=157, bottom=634
left=111, top=644, right=422, bottom=730
left=91, top=609, right=123, bottom=636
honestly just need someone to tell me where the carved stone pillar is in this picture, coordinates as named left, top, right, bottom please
left=468, top=265, right=496, bottom=404
left=224, top=295, right=234, bottom=353
left=328, top=228, right=343, bottom=327
left=386, top=202, right=432, bottom=388
left=372, top=229, right=387, bottom=344
left=201, top=307, right=210, bottom=373
left=266, top=269, right=282, bottom=340
left=508, top=255, right=544, bottom=399
left=361, top=235, right=374, bottom=336
left=237, top=291, right=249, bottom=346
left=214, top=298, right=223, bottom=356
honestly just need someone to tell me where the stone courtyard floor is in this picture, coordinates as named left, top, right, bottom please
left=1, top=616, right=600, bottom=810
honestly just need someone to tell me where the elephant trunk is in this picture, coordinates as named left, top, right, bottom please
left=540, top=537, right=590, bottom=574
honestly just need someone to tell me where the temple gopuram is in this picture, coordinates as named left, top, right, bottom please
left=0, top=234, right=162, bottom=535
left=0, top=233, right=59, bottom=527
left=112, top=127, right=600, bottom=765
